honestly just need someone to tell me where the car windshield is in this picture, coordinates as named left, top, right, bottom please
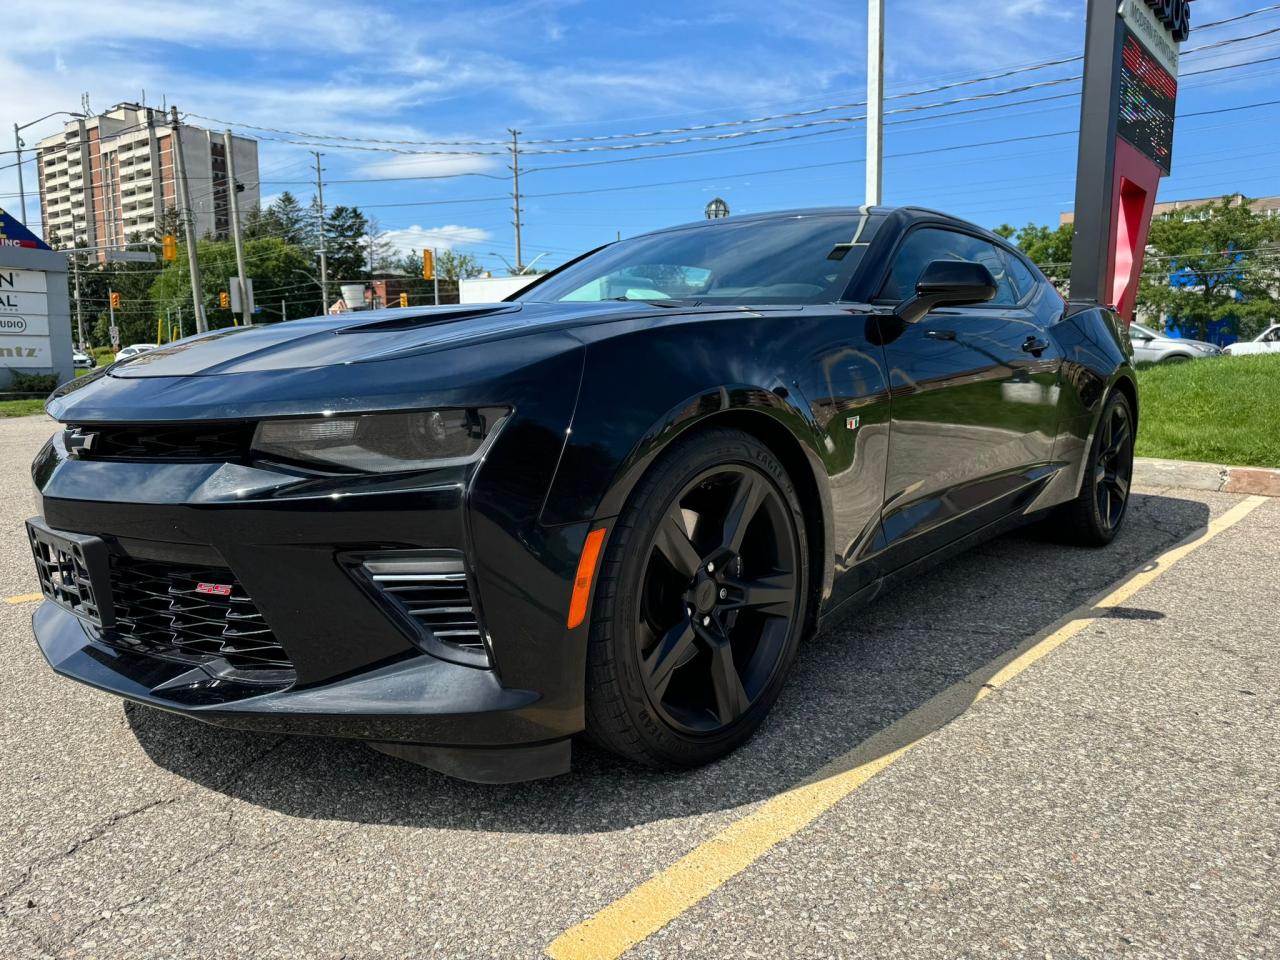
left=516, top=213, right=881, bottom=305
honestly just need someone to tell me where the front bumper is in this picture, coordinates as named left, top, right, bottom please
left=28, top=387, right=597, bottom=778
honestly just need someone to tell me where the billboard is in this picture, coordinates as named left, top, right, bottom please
left=0, top=267, right=54, bottom=367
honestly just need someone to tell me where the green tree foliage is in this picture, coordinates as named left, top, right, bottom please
left=150, top=237, right=319, bottom=330
left=324, top=205, right=370, bottom=282
left=246, top=191, right=312, bottom=246
left=1138, top=197, right=1280, bottom=341
left=1010, top=222, right=1074, bottom=286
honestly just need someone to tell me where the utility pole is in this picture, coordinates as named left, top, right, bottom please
left=223, top=130, right=251, bottom=326
left=170, top=106, right=207, bottom=332
left=508, top=129, right=523, bottom=272
left=865, top=0, right=885, bottom=206
left=13, top=124, right=27, bottom=227
left=71, top=253, right=84, bottom=349
left=281, top=299, right=287, bottom=322
left=313, top=151, right=329, bottom=315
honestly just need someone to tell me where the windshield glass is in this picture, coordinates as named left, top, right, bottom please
left=516, top=213, right=880, bottom=305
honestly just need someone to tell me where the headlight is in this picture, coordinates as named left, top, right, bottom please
left=251, top=407, right=509, bottom=473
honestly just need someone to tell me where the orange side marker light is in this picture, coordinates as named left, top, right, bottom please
left=567, top=527, right=607, bottom=629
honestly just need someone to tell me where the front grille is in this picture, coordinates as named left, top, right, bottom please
left=72, top=422, right=255, bottom=461
left=104, top=556, right=293, bottom=673
left=352, top=551, right=489, bottom=666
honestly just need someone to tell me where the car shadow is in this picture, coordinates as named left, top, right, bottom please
left=126, top=491, right=1210, bottom=833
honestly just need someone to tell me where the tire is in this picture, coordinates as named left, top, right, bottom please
left=1162, top=354, right=1191, bottom=363
left=1045, top=390, right=1135, bottom=546
left=584, top=427, right=810, bottom=769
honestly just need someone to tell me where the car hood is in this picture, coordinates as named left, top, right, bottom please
left=1157, top=336, right=1217, bottom=351
left=103, top=300, right=685, bottom=378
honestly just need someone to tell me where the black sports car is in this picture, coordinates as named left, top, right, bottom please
left=28, top=206, right=1137, bottom=783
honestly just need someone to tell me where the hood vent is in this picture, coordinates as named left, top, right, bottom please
left=336, top=305, right=521, bottom=334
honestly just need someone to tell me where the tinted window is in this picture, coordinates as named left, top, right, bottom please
left=1000, top=248, right=1040, bottom=301
left=517, top=214, right=883, bottom=305
left=878, top=227, right=1018, bottom=305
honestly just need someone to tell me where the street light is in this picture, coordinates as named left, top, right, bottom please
left=705, top=197, right=730, bottom=220
left=13, top=111, right=86, bottom=229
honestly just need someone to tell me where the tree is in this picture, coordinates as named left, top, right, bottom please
left=364, top=217, right=398, bottom=275
left=252, top=191, right=311, bottom=246
left=1138, top=197, right=1280, bottom=340
left=324, top=205, right=369, bottom=282
left=992, top=223, right=1016, bottom=240
left=1012, top=222, right=1073, bottom=287
left=150, top=237, right=321, bottom=329
left=436, top=248, right=483, bottom=281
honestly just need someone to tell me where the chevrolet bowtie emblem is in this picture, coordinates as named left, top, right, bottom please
left=63, top=428, right=98, bottom=456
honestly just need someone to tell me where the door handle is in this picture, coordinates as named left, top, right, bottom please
left=925, top=329, right=956, bottom=341
left=1022, top=336, right=1049, bottom=356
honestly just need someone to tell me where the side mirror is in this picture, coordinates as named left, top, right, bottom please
left=895, top=259, right=997, bottom=324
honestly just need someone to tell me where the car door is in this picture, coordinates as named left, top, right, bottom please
left=873, top=226, right=1065, bottom=567
left=1263, top=326, right=1280, bottom=352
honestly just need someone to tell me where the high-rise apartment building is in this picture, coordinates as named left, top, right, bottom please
left=35, top=103, right=259, bottom=253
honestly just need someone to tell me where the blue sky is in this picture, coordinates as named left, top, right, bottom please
left=3, top=0, right=1278, bottom=276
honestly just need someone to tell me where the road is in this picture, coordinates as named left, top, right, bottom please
left=1, top=413, right=1276, bottom=959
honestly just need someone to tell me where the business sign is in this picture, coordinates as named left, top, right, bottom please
left=0, top=207, right=51, bottom=251
left=0, top=268, right=53, bottom=365
left=1118, top=0, right=1180, bottom=174
left=1070, top=0, right=1189, bottom=322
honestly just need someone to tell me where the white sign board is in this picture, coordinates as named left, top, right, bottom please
left=0, top=268, right=52, bottom=366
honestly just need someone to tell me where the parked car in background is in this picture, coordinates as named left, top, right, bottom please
left=1222, top=324, right=1280, bottom=355
left=72, top=351, right=96, bottom=369
left=114, top=343, right=158, bottom=363
left=1128, top=323, right=1222, bottom=363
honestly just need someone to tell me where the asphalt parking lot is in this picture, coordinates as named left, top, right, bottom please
left=1, top=413, right=1277, bottom=959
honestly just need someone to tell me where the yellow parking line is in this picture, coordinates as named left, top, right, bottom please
left=3, top=593, right=43, bottom=605
left=545, top=495, right=1269, bottom=960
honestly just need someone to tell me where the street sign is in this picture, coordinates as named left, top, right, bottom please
left=105, top=250, right=157, bottom=263
left=229, top=278, right=255, bottom=315
left=0, top=268, right=52, bottom=366
left=109, top=326, right=120, bottom=348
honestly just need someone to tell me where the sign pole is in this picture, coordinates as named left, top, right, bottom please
left=865, top=0, right=885, bottom=205
left=433, top=248, right=440, bottom=306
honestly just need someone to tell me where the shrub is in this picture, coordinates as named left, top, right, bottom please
left=7, top=370, right=60, bottom=393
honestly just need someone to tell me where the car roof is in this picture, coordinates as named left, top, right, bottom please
left=630, top=205, right=997, bottom=240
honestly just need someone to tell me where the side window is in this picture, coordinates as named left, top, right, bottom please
left=1000, top=248, right=1040, bottom=302
left=877, top=227, right=1018, bottom=305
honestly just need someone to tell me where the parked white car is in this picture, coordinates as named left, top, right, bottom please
left=1128, top=324, right=1222, bottom=363
left=72, top=350, right=96, bottom=369
left=114, top=343, right=158, bottom=362
left=1222, top=324, right=1280, bottom=355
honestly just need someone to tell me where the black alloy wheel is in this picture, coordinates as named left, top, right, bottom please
left=1046, top=389, right=1136, bottom=546
left=636, top=464, right=799, bottom=735
left=584, top=428, right=809, bottom=768
left=1093, top=398, right=1134, bottom=534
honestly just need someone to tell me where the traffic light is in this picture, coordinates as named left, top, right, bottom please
left=399, top=292, right=409, bottom=308
left=422, top=249, right=434, bottom=280
left=109, top=291, right=121, bottom=309
left=219, top=291, right=230, bottom=310
left=162, top=234, right=178, bottom=262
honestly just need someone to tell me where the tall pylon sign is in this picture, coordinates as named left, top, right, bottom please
left=1070, top=0, right=1190, bottom=323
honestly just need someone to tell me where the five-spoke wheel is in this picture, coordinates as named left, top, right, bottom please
left=584, top=429, right=808, bottom=768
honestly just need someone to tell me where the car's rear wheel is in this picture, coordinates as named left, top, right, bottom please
left=1046, top=389, right=1135, bottom=546
left=584, top=428, right=809, bottom=768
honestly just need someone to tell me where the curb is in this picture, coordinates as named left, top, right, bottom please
left=1134, top=457, right=1280, bottom=497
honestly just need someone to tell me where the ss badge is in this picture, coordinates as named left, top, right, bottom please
left=845, top=416, right=860, bottom=430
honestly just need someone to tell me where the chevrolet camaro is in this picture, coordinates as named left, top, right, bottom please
left=28, top=206, right=1137, bottom=783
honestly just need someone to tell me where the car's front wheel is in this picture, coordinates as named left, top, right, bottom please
left=584, top=428, right=809, bottom=769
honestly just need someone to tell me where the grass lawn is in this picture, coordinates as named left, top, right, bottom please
left=1135, top=353, right=1280, bottom=468
left=0, top=398, right=47, bottom=418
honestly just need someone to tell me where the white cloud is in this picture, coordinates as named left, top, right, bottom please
left=354, top=153, right=503, bottom=181
left=381, top=224, right=492, bottom=255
